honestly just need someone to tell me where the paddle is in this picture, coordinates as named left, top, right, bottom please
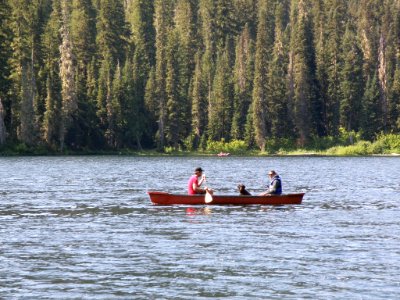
left=205, top=188, right=213, bottom=203
left=203, top=174, right=213, bottom=203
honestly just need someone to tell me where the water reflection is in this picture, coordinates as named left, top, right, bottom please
left=186, top=207, right=213, bottom=216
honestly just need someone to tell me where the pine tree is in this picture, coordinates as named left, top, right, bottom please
left=244, top=102, right=255, bottom=148
left=0, top=97, right=5, bottom=145
left=214, top=0, right=237, bottom=51
left=81, top=57, right=103, bottom=149
left=392, top=65, right=400, bottom=131
left=71, top=0, right=96, bottom=69
left=362, top=72, right=382, bottom=140
left=165, top=30, right=184, bottom=149
left=316, top=0, right=347, bottom=136
left=208, top=47, right=234, bottom=141
left=153, top=0, right=174, bottom=150
left=96, top=58, right=111, bottom=145
left=122, top=57, right=145, bottom=149
left=252, top=2, right=275, bottom=151
left=288, top=0, right=320, bottom=146
left=378, top=0, right=400, bottom=132
left=144, top=67, right=157, bottom=146
left=59, top=0, right=77, bottom=151
left=268, top=2, right=292, bottom=138
left=0, top=0, right=12, bottom=144
left=387, top=1, right=400, bottom=132
left=9, top=0, right=41, bottom=145
left=231, top=24, right=254, bottom=140
left=126, top=0, right=155, bottom=66
left=174, top=0, right=197, bottom=140
left=42, top=75, right=60, bottom=147
left=199, top=0, right=216, bottom=56
left=42, top=0, right=62, bottom=148
left=357, top=0, right=382, bottom=78
left=340, top=24, right=364, bottom=133
left=107, top=62, right=123, bottom=148
left=96, top=0, right=128, bottom=65
left=175, top=0, right=197, bottom=72
left=190, top=51, right=207, bottom=148
left=233, top=0, right=258, bottom=35
left=69, top=0, right=97, bottom=149
left=125, top=0, right=155, bottom=148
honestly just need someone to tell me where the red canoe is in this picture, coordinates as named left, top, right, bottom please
left=148, top=191, right=304, bottom=206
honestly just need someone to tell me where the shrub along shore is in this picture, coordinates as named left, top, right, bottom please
left=1, top=133, right=400, bottom=157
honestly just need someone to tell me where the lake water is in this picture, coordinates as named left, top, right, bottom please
left=0, top=156, right=399, bottom=299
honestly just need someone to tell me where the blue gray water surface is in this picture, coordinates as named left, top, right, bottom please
left=0, top=156, right=399, bottom=299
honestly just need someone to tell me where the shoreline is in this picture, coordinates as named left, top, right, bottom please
left=1, top=149, right=399, bottom=157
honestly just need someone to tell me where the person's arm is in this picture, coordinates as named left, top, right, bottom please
left=192, top=176, right=206, bottom=194
left=258, top=191, right=271, bottom=196
left=268, top=180, right=278, bottom=194
left=198, top=174, right=206, bottom=186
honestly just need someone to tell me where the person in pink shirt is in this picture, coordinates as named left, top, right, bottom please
left=188, top=167, right=208, bottom=195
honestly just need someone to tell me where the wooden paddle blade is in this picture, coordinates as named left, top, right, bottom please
left=205, top=190, right=213, bottom=203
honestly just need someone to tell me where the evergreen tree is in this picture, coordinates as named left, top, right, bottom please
left=200, top=48, right=215, bottom=140
left=122, top=57, right=146, bottom=149
left=107, top=62, right=123, bottom=148
left=378, top=1, right=400, bottom=132
left=268, top=2, right=292, bottom=138
left=252, top=2, right=275, bottom=151
left=126, top=0, right=155, bottom=66
left=174, top=0, right=197, bottom=138
left=0, top=0, right=12, bottom=144
left=190, top=51, right=207, bottom=148
left=165, top=30, right=184, bottom=149
left=71, top=0, right=96, bottom=69
left=42, top=75, right=60, bottom=147
left=9, top=0, right=41, bottom=145
left=214, top=0, right=237, bottom=51
left=208, top=47, right=234, bottom=141
left=42, top=0, right=62, bottom=148
left=392, top=65, right=400, bottom=131
left=288, top=0, right=320, bottom=146
left=175, top=0, right=197, bottom=72
left=231, top=24, right=254, bottom=140
left=357, top=0, right=382, bottom=78
left=234, top=0, right=258, bottom=35
left=0, top=96, right=5, bottom=145
left=199, top=0, right=216, bottom=56
left=340, top=24, right=364, bottom=133
left=144, top=67, right=157, bottom=146
left=362, top=72, right=382, bottom=140
left=318, top=0, right=347, bottom=136
left=153, top=0, right=174, bottom=150
left=96, top=57, right=111, bottom=146
left=125, top=0, right=155, bottom=148
left=244, top=102, right=255, bottom=148
left=59, top=0, right=77, bottom=151
left=387, top=1, right=400, bottom=132
left=69, top=0, right=97, bottom=149
left=96, top=0, right=128, bottom=65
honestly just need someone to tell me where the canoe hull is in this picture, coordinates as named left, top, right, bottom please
left=148, top=191, right=304, bottom=206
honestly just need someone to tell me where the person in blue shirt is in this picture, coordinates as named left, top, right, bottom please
left=259, top=170, right=282, bottom=195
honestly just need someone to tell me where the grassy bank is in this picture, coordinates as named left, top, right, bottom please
left=1, top=133, right=400, bottom=156
left=267, top=133, right=400, bottom=156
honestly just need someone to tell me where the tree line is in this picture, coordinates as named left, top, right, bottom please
left=0, top=0, right=400, bottom=152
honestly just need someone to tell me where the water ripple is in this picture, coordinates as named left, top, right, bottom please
left=1, top=156, right=400, bottom=299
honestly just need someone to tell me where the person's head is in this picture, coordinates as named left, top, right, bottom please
left=268, top=170, right=277, bottom=178
left=195, top=167, right=203, bottom=176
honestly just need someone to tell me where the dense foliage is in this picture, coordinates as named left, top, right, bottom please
left=1, top=0, right=400, bottom=153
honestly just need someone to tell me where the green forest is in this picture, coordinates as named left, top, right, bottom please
left=1, top=0, right=400, bottom=154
